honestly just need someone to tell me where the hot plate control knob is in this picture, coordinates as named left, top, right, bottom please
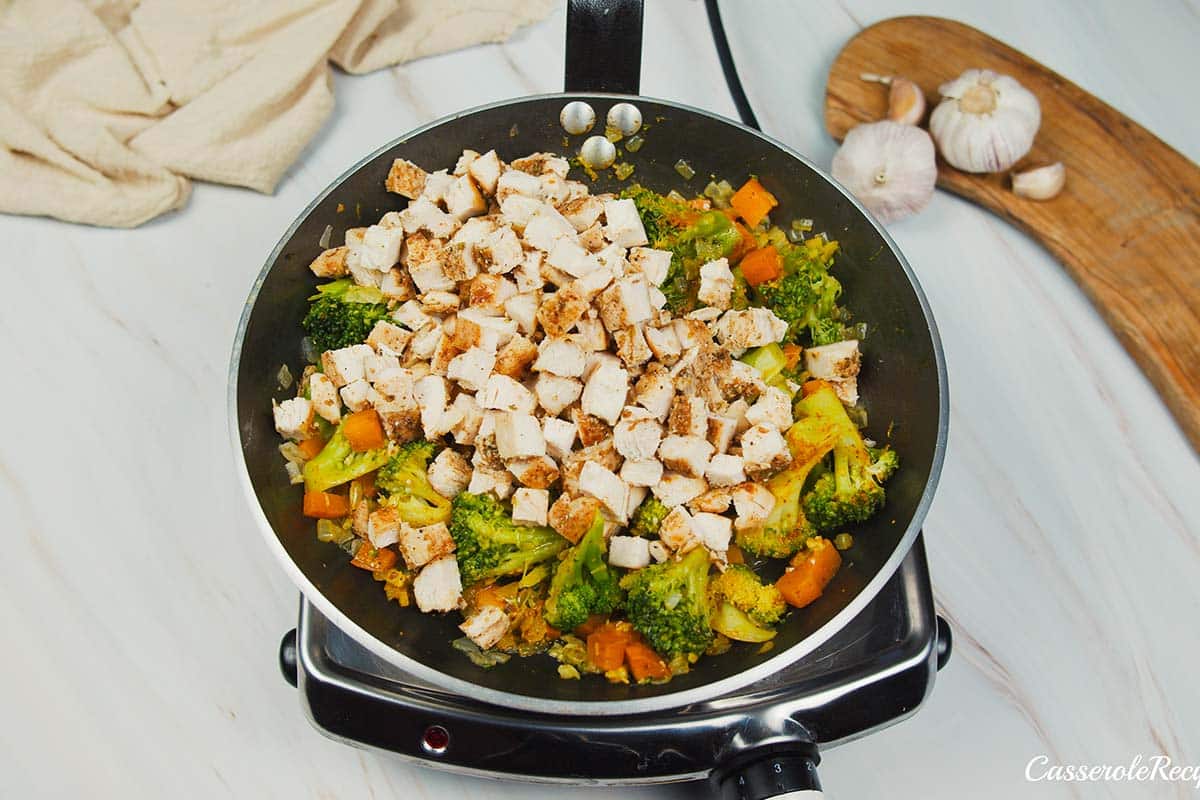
left=716, top=752, right=823, bottom=800
left=279, top=629, right=298, bottom=688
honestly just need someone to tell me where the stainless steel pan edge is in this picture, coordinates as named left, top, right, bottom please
left=228, top=91, right=949, bottom=717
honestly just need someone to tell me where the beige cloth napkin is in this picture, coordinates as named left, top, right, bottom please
left=0, top=0, right=554, bottom=228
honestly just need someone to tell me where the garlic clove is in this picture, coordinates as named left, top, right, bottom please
left=1011, top=162, right=1065, bottom=200
left=929, top=68, right=1041, bottom=173
left=831, top=121, right=937, bottom=223
left=887, top=78, right=926, bottom=125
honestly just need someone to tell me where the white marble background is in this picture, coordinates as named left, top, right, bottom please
left=2, top=1, right=1198, bottom=798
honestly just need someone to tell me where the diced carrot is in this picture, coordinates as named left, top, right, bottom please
left=725, top=543, right=745, bottom=565
left=730, top=177, right=778, bottom=228
left=574, top=614, right=609, bottom=637
left=342, top=409, right=385, bottom=452
left=801, top=379, right=834, bottom=397
left=782, top=344, right=803, bottom=371
left=351, top=542, right=397, bottom=572
left=298, top=437, right=326, bottom=460
left=625, top=640, right=671, bottom=682
left=587, top=624, right=632, bottom=672
left=731, top=221, right=757, bottom=262
left=776, top=537, right=842, bottom=609
left=740, top=246, right=782, bottom=286
left=474, top=584, right=508, bottom=610
left=303, top=491, right=350, bottom=519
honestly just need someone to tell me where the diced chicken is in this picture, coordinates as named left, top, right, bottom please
left=427, top=448, right=472, bottom=499
left=450, top=393, right=484, bottom=445
left=408, top=326, right=443, bottom=362
left=386, top=158, right=427, bottom=199
left=536, top=285, right=589, bottom=339
left=668, top=395, right=709, bottom=438
left=648, top=540, right=670, bottom=563
left=627, top=247, right=672, bottom=286
left=571, top=317, right=608, bottom=352
left=581, top=361, right=630, bottom=425
left=503, top=292, right=539, bottom=336
left=578, top=222, right=607, bottom=252
left=511, top=152, right=570, bottom=177
left=572, top=266, right=615, bottom=302
left=454, top=149, right=479, bottom=175
left=548, top=493, right=602, bottom=543
left=690, top=486, right=732, bottom=514
left=421, top=169, right=455, bottom=204
left=625, top=485, right=648, bottom=520
left=368, top=321, right=413, bottom=358
left=339, top=379, right=378, bottom=412
left=612, top=325, right=652, bottom=369
left=459, top=605, right=509, bottom=649
left=479, top=373, right=536, bottom=413
left=392, top=299, right=434, bottom=332
left=366, top=506, right=402, bottom=548
left=533, top=337, right=586, bottom=378
left=308, top=373, right=341, bottom=424
left=691, top=512, right=732, bottom=554
left=466, top=466, right=513, bottom=499
left=399, top=196, right=458, bottom=238
left=672, top=318, right=711, bottom=352
left=380, top=267, right=417, bottom=302
left=570, top=409, right=612, bottom=447
left=652, top=472, right=709, bottom=508
left=421, top=291, right=459, bottom=314
left=592, top=243, right=627, bottom=277
left=659, top=506, right=698, bottom=552
left=407, top=254, right=455, bottom=296
left=309, top=246, right=349, bottom=278
left=445, top=174, right=488, bottom=221
left=648, top=286, right=668, bottom=312
left=273, top=397, right=314, bottom=440
left=512, top=487, right=551, bottom=526
left=543, top=417, right=578, bottom=461
left=458, top=307, right=518, bottom=347
left=608, top=536, right=651, bottom=569
left=523, top=205, right=577, bottom=252
left=546, top=238, right=601, bottom=278
left=804, top=339, right=862, bottom=405
left=705, top=453, right=746, bottom=487
left=643, top=324, right=682, bottom=363
left=714, top=308, right=789, bottom=352
left=658, top=435, right=715, bottom=478
left=597, top=277, right=653, bottom=331
left=619, top=458, right=663, bottom=487
left=602, top=198, right=649, bottom=247
left=446, top=347, right=496, bottom=392
left=633, top=363, right=674, bottom=421
left=706, top=414, right=739, bottom=454
left=578, top=461, right=630, bottom=522
left=740, top=424, right=791, bottom=477
left=496, top=168, right=542, bottom=202
left=494, top=412, right=545, bottom=459
left=412, top=555, right=463, bottom=612
left=745, top=387, right=792, bottom=431
left=414, top=375, right=449, bottom=438
left=321, top=344, right=372, bottom=387
left=558, top=195, right=604, bottom=231
left=467, top=149, right=502, bottom=195
left=513, top=251, right=545, bottom=293
left=732, top=482, right=776, bottom=531
left=464, top=273, right=515, bottom=315
left=697, top=257, right=734, bottom=310
left=358, top=224, right=405, bottom=272
left=720, top=360, right=766, bottom=402
left=507, top=456, right=560, bottom=489
left=582, top=350, right=622, bottom=382
left=613, top=407, right=663, bottom=461
left=493, top=334, right=539, bottom=379
left=400, top=522, right=457, bottom=571
left=499, top=193, right=544, bottom=228
left=534, top=373, right=583, bottom=416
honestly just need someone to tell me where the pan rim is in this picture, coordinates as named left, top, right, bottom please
left=228, top=91, right=949, bottom=717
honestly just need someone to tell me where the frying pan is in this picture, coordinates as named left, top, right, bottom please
left=230, top=0, right=946, bottom=722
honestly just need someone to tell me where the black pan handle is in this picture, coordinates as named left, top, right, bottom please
left=564, top=0, right=643, bottom=94
left=715, top=747, right=824, bottom=800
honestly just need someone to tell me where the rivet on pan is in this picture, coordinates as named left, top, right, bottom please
left=560, top=101, right=596, bottom=135
left=580, top=135, right=616, bottom=170
left=607, top=102, right=642, bottom=136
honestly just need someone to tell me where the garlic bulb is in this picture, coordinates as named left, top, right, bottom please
left=831, top=121, right=937, bottom=223
left=930, top=69, right=1041, bottom=173
left=1012, top=162, right=1065, bottom=200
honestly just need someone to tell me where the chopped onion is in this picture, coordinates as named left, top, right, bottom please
left=613, top=162, right=635, bottom=180
left=279, top=442, right=307, bottom=465
left=318, top=224, right=332, bottom=249
left=673, top=159, right=695, bottom=180
left=284, top=461, right=303, bottom=484
left=625, top=135, right=644, bottom=153
left=300, top=337, right=319, bottom=364
left=453, top=637, right=511, bottom=668
left=277, top=363, right=293, bottom=390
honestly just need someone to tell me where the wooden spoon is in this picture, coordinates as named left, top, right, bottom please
left=825, top=16, right=1200, bottom=453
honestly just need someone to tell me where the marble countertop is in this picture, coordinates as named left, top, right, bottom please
left=3, top=1, right=1198, bottom=797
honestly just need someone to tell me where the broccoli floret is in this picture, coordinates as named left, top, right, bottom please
left=753, top=244, right=843, bottom=346
left=709, top=564, right=786, bottom=627
left=620, top=547, right=714, bottom=657
left=375, top=440, right=452, bottom=526
left=543, top=512, right=622, bottom=632
left=798, top=384, right=899, bottom=530
left=450, top=493, right=570, bottom=586
left=628, top=496, right=670, bottom=538
left=302, top=279, right=391, bottom=353
left=302, top=420, right=393, bottom=492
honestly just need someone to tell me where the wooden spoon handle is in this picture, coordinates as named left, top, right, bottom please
left=825, top=16, right=1200, bottom=452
